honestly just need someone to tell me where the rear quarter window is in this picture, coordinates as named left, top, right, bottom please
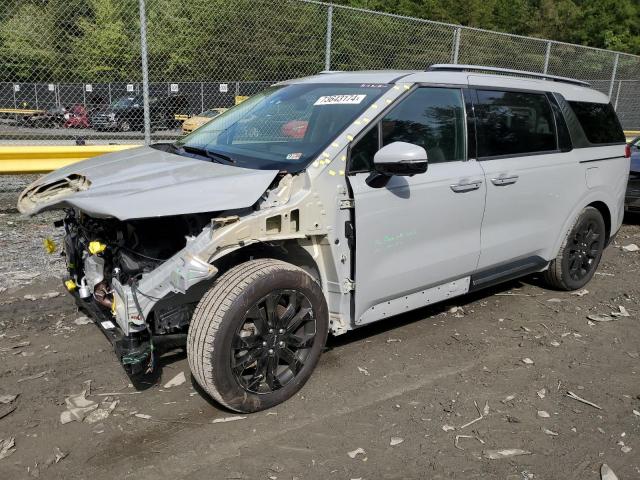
left=568, top=101, right=625, bottom=145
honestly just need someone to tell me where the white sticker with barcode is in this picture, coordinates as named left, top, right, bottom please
left=101, top=321, right=116, bottom=330
left=314, top=94, right=366, bottom=106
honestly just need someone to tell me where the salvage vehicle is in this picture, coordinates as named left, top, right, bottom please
left=626, top=136, right=640, bottom=212
left=18, top=65, right=629, bottom=413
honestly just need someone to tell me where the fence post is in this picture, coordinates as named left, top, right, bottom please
left=451, top=28, right=461, bottom=64
left=608, top=53, right=619, bottom=100
left=614, top=80, right=622, bottom=111
left=34, top=84, right=39, bottom=110
left=138, top=0, right=151, bottom=146
left=324, top=6, right=333, bottom=71
left=543, top=41, right=551, bottom=74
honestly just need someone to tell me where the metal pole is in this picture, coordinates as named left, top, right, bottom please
left=614, top=80, right=622, bottom=111
left=34, top=84, right=38, bottom=110
left=452, top=28, right=461, bottom=64
left=608, top=53, right=619, bottom=100
left=543, top=41, right=551, bottom=74
left=108, top=82, right=112, bottom=104
left=324, top=6, right=333, bottom=71
left=138, top=0, right=151, bottom=145
left=200, top=82, right=204, bottom=112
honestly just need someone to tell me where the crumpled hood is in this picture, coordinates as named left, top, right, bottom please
left=18, top=146, right=279, bottom=220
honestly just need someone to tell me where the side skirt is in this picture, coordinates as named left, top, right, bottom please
left=469, top=256, right=549, bottom=292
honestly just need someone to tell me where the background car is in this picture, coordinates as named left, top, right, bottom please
left=92, top=95, right=188, bottom=132
left=181, top=108, right=227, bottom=135
left=626, top=136, right=640, bottom=212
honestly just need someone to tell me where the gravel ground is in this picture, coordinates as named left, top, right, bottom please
left=1, top=182, right=640, bottom=479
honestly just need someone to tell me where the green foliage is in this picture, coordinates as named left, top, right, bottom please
left=0, top=0, right=637, bottom=83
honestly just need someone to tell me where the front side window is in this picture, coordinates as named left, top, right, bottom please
left=569, top=101, right=625, bottom=145
left=475, top=90, right=556, bottom=158
left=349, top=87, right=466, bottom=172
left=176, top=83, right=389, bottom=171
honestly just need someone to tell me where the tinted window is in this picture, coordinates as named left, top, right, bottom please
left=349, top=87, right=465, bottom=172
left=381, top=88, right=465, bottom=164
left=569, top=101, right=625, bottom=145
left=475, top=90, right=556, bottom=157
left=350, top=124, right=379, bottom=172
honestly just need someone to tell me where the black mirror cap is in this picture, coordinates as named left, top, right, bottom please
left=365, top=160, right=428, bottom=188
left=376, top=159, right=428, bottom=177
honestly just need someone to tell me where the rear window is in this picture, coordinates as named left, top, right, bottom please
left=475, top=90, right=557, bottom=158
left=568, top=101, right=625, bottom=145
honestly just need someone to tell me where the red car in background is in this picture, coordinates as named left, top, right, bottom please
left=63, top=104, right=90, bottom=129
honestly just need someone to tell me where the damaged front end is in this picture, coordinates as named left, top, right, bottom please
left=61, top=209, right=218, bottom=374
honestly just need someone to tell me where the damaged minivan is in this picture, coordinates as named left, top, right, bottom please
left=19, top=65, right=629, bottom=412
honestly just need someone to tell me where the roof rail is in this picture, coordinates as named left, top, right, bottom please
left=427, top=64, right=591, bottom=87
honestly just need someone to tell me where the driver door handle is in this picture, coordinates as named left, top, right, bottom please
left=491, top=174, right=519, bottom=186
left=450, top=179, right=483, bottom=193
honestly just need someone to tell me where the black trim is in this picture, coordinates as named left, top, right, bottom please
left=469, top=256, right=548, bottom=292
left=579, top=155, right=626, bottom=164
left=478, top=149, right=561, bottom=162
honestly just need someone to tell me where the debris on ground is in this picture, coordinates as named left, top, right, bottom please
left=0, top=437, right=16, bottom=460
left=134, top=413, right=152, bottom=420
left=0, top=340, right=30, bottom=353
left=389, top=436, right=404, bottom=446
left=357, top=366, right=370, bottom=376
left=163, top=371, right=186, bottom=388
left=587, top=314, right=614, bottom=323
left=448, top=306, right=465, bottom=317
left=571, top=289, right=589, bottom=297
left=542, top=427, right=559, bottom=436
left=565, top=391, right=602, bottom=410
left=537, top=411, right=551, bottom=418
left=0, top=394, right=18, bottom=404
left=611, top=306, right=630, bottom=317
left=537, top=388, right=546, bottom=399
left=84, top=400, right=119, bottom=424
left=501, top=394, right=516, bottom=404
left=621, top=243, right=639, bottom=252
left=74, top=316, right=92, bottom=326
left=60, top=390, right=98, bottom=424
left=522, top=358, right=534, bottom=365
left=483, top=448, right=531, bottom=460
left=17, top=370, right=52, bottom=383
left=601, top=464, right=619, bottom=480
left=347, top=447, right=366, bottom=459
left=211, top=416, right=246, bottom=424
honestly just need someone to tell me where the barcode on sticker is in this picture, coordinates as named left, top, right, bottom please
left=101, top=321, right=116, bottom=330
left=314, top=94, right=366, bottom=106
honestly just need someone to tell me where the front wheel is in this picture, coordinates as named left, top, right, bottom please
left=187, top=259, right=328, bottom=412
left=544, top=206, right=606, bottom=290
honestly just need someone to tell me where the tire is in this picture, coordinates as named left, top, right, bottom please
left=187, top=259, right=328, bottom=413
left=544, top=206, right=606, bottom=290
left=119, top=120, right=131, bottom=132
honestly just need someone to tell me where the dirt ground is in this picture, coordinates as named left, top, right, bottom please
left=1, top=186, right=640, bottom=479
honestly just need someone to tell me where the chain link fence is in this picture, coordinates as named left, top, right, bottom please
left=1, top=0, right=638, bottom=146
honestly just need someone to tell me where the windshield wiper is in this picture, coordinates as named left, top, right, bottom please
left=180, top=146, right=236, bottom=165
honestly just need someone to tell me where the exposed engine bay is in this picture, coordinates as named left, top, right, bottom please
left=62, top=209, right=215, bottom=373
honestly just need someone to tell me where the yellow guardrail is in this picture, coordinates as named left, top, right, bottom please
left=0, top=108, right=46, bottom=116
left=0, top=145, right=140, bottom=174
left=0, top=128, right=638, bottom=174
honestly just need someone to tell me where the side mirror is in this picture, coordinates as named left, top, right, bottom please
left=366, top=141, right=428, bottom=188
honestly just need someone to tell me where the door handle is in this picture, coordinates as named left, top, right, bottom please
left=450, top=179, right=483, bottom=193
left=491, top=175, right=519, bottom=186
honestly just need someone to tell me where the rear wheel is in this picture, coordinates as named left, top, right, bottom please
left=187, top=259, right=328, bottom=412
left=544, top=206, right=606, bottom=290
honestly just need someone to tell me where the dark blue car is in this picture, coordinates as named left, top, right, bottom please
left=627, top=136, right=640, bottom=212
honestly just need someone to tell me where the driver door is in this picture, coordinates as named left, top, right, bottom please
left=347, top=87, right=486, bottom=325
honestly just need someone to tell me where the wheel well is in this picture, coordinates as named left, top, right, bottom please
left=212, top=241, right=322, bottom=284
left=587, top=201, right=611, bottom=243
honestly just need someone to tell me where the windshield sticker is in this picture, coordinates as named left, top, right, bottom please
left=286, top=152, right=303, bottom=160
left=314, top=94, right=366, bottom=106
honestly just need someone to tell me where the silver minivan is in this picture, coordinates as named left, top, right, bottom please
left=19, top=65, right=630, bottom=412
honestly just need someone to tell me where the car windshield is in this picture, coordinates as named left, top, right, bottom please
left=112, top=97, right=137, bottom=108
left=175, top=83, right=389, bottom=171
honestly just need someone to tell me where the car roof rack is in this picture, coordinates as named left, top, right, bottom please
left=427, top=64, right=591, bottom=87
